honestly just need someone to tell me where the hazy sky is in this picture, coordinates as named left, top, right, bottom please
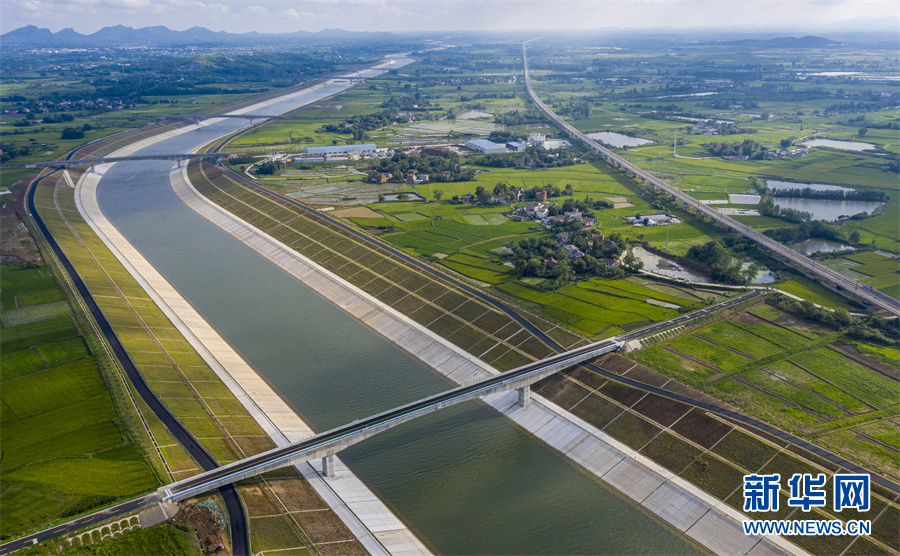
left=3, top=0, right=898, bottom=35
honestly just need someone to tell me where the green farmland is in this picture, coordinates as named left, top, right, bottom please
left=631, top=299, right=900, bottom=481
left=0, top=264, right=159, bottom=540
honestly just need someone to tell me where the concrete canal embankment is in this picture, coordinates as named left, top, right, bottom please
left=170, top=162, right=805, bottom=555
left=75, top=120, right=430, bottom=555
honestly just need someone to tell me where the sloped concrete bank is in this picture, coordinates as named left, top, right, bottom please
left=170, top=162, right=807, bottom=555
left=75, top=109, right=429, bottom=555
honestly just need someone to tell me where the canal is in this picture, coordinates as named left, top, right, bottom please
left=92, top=62, right=699, bottom=555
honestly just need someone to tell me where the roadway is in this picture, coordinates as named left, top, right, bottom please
left=163, top=339, right=620, bottom=501
left=0, top=168, right=248, bottom=556
left=520, top=40, right=900, bottom=317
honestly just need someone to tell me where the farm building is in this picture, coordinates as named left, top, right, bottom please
left=464, top=139, right=507, bottom=154
left=306, top=143, right=377, bottom=156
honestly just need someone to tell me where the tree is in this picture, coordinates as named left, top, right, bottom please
left=433, top=189, right=444, bottom=201
left=780, top=138, right=793, bottom=149
left=849, top=229, right=861, bottom=245
left=858, top=127, right=868, bottom=137
left=60, top=127, right=85, bottom=140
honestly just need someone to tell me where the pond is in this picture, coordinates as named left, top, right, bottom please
left=789, top=238, right=855, bottom=255
left=383, top=193, right=425, bottom=201
left=586, top=131, right=654, bottom=148
left=773, top=198, right=883, bottom=221
left=729, top=194, right=762, bottom=204
left=631, top=246, right=708, bottom=282
left=456, top=110, right=494, bottom=120
left=803, top=139, right=876, bottom=152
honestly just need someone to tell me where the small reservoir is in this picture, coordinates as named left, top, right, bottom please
left=803, top=139, right=876, bottom=151
left=587, top=131, right=654, bottom=148
left=632, top=246, right=708, bottom=282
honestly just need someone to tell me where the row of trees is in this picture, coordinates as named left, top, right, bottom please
left=768, top=187, right=888, bottom=203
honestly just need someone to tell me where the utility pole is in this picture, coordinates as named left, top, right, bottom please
left=666, top=217, right=670, bottom=251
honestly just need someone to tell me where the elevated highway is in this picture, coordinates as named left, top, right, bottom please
left=159, top=338, right=620, bottom=501
left=521, top=40, right=900, bottom=317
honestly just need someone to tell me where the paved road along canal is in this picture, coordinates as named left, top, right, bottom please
left=91, top=58, right=699, bottom=554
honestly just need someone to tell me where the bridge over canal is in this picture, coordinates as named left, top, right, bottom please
left=160, top=338, right=621, bottom=502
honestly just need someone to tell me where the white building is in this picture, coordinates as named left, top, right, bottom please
left=464, top=139, right=508, bottom=154
left=306, top=143, right=377, bottom=156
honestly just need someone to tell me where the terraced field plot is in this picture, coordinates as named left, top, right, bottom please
left=631, top=300, right=900, bottom=481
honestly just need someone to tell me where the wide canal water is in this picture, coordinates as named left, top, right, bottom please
left=92, top=63, right=698, bottom=554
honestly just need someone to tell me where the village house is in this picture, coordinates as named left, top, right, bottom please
left=563, top=244, right=585, bottom=260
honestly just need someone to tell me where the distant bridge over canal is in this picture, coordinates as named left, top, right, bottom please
left=1, top=153, right=233, bottom=170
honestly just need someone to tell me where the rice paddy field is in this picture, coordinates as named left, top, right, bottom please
left=631, top=300, right=900, bottom=482
left=0, top=263, right=159, bottom=540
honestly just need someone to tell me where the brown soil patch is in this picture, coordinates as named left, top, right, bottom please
left=599, top=381, right=645, bottom=407
left=331, top=206, right=381, bottom=218
left=264, top=478, right=329, bottom=512
left=1, top=172, right=43, bottom=264
left=317, top=540, right=369, bottom=555
left=632, top=393, right=692, bottom=427
left=670, top=408, right=733, bottom=448
left=170, top=503, right=229, bottom=555
left=737, top=312, right=766, bottom=326
left=236, top=484, right=280, bottom=516
left=289, top=510, right=354, bottom=544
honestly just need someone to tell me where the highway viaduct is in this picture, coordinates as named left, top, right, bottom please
left=521, top=40, right=900, bottom=318
left=159, top=338, right=621, bottom=502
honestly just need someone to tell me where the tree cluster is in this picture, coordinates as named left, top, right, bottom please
left=704, top=139, right=767, bottom=159
left=763, top=220, right=852, bottom=245
left=475, top=146, right=576, bottom=169
left=685, top=241, right=757, bottom=285
left=319, top=107, right=407, bottom=136
left=368, top=151, right=473, bottom=183
left=758, top=196, right=811, bottom=224
left=507, top=231, right=639, bottom=290
left=492, top=110, right=546, bottom=126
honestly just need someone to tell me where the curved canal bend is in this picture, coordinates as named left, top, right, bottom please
left=91, top=59, right=698, bottom=554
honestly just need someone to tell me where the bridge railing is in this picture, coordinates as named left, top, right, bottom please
left=160, top=339, right=619, bottom=501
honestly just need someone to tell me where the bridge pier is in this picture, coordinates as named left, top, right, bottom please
left=517, top=385, right=531, bottom=409
left=322, top=455, right=335, bottom=478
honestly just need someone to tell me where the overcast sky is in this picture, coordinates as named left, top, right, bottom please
left=3, top=0, right=898, bottom=35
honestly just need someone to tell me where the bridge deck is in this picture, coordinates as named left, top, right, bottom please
left=161, top=338, right=620, bottom=501
left=2, top=153, right=233, bottom=170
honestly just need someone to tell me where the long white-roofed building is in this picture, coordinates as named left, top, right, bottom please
left=464, top=139, right=508, bottom=154
left=306, top=143, right=378, bottom=156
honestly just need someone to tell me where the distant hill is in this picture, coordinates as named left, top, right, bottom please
left=1, top=24, right=395, bottom=46
left=724, top=35, right=838, bottom=48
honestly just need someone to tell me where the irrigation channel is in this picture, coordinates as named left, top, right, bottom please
left=89, top=59, right=699, bottom=553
